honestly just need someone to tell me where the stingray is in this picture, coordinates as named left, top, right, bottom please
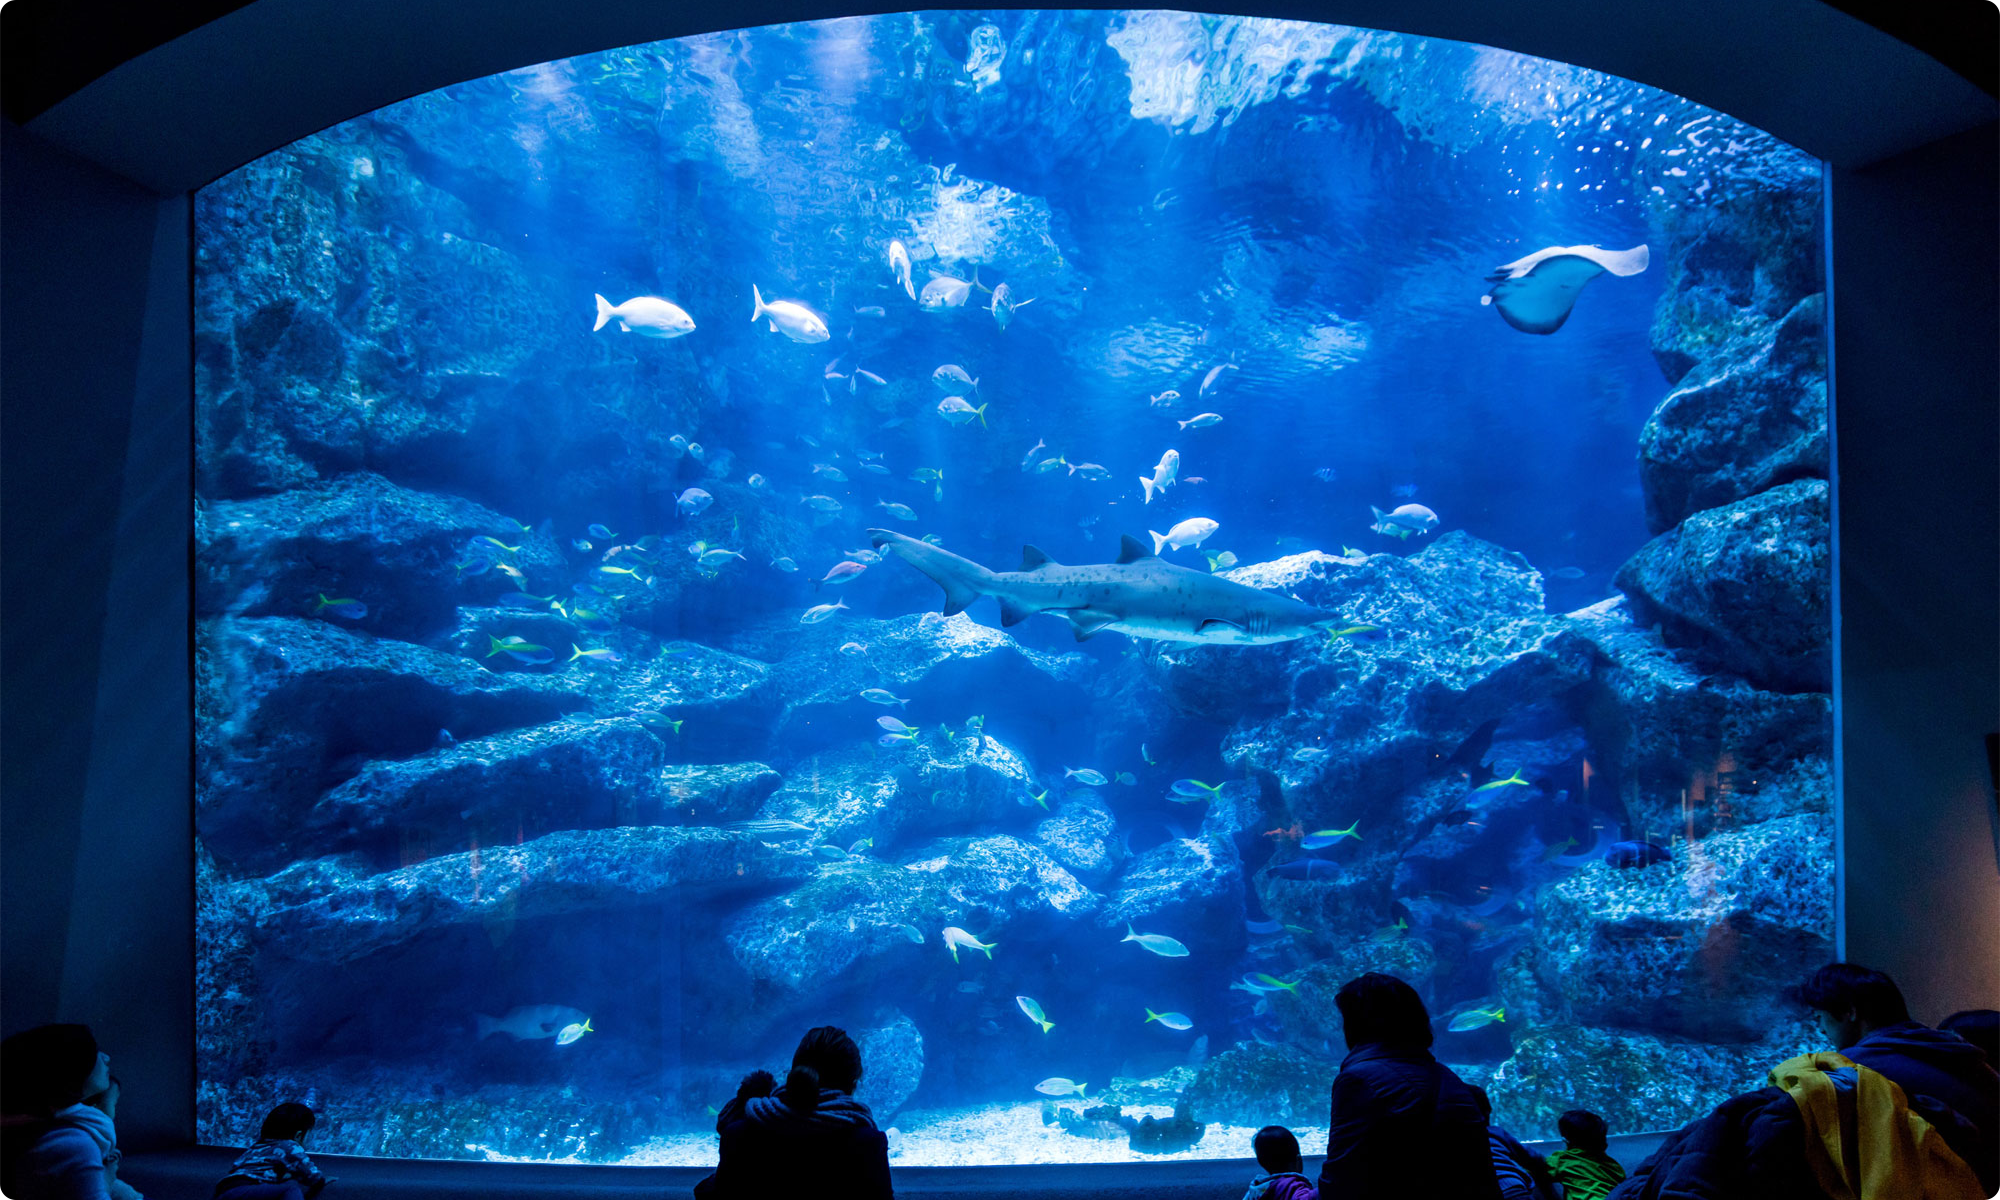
left=1481, top=243, right=1649, bottom=334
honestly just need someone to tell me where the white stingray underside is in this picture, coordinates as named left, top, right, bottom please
left=1481, top=243, right=1650, bottom=335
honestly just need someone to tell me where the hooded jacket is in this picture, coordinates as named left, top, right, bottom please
left=1, top=1105, right=118, bottom=1200
left=1241, top=1169, right=1318, bottom=1200
left=1841, top=1022, right=1998, bottom=1193
left=1769, top=1051, right=1983, bottom=1200
left=1608, top=1070, right=1988, bottom=1200
left=1316, top=1042, right=1503, bottom=1200
left=698, top=1089, right=892, bottom=1200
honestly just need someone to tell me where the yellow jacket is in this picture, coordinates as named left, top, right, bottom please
left=1767, top=1051, right=1984, bottom=1200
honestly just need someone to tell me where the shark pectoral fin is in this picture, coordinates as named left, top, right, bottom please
left=1116, top=535, right=1155, bottom=564
left=998, top=598, right=1036, bottom=626
left=940, top=584, right=981, bottom=617
left=1197, top=618, right=1243, bottom=634
left=1021, top=545, right=1057, bottom=570
left=1068, top=611, right=1120, bottom=641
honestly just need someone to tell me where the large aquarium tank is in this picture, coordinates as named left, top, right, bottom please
left=193, top=11, right=1833, bottom=1166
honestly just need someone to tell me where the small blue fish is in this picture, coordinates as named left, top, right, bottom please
left=1170, top=779, right=1224, bottom=799
left=497, top=593, right=551, bottom=611
left=588, top=524, right=616, bottom=539
left=571, top=539, right=594, bottom=552
left=1065, top=768, right=1108, bottom=786
left=1605, top=841, right=1671, bottom=869
left=1391, top=483, right=1420, bottom=498
left=677, top=488, right=713, bottom=518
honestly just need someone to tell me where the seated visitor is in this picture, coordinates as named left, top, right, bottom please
left=1938, top=1009, right=1999, bottom=1073
left=697, top=1025, right=892, bottom=1200
left=1242, top=1124, right=1317, bottom=1200
left=1790, top=962, right=1998, bottom=1193
left=212, top=1102, right=333, bottom=1200
left=1317, top=972, right=1502, bottom=1200
left=1546, top=1109, right=1625, bottom=1200
left=1608, top=963, right=1993, bottom=1200
left=1471, top=1087, right=1560, bottom=1200
left=0, top=1023, right=132, bottom=1200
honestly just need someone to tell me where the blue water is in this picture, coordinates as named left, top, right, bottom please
left=193, top=11, right=1829, bottom=1166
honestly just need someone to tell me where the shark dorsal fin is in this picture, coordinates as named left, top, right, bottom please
left=1116, top=535, right=1154, bottom=564
left=1021, top=545, right=1057, bottom=570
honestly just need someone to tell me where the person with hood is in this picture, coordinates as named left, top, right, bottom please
left=1316, top=973, right=1502, bottom=1200
left=696, top=1026, right=892, bottom=1199
left=1789, top=962, right=1998, bottom=1194
left=1242, top=1125, right=1317, bottom=1200
left=0, top=1024, right=132, bottom=1200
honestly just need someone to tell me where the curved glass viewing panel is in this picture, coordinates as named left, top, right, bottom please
left=194, top=11, right=1832, bottom=1166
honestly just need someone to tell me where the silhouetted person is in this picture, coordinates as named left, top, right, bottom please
left=1243, top=1124, right=1317, bottom=1200
left=213, top=1103, right=332, bottom=1200
left=1471, top=1086, right=1559, bottom=1200
left=1547, top=1109, right=1625, bottom=1200
left=1317, top=973, right=1502, bottom=1200
left=697, top=1026, right=892, bottom=1200
left=0, top=1023, right=129, bottom=1200
left=1789, top=962, right=1998, bottom=1193
left=1939, top=1009, right=1999, bottom=1073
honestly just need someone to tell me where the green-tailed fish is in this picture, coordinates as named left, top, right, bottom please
left=313, top=594, right=367, bottom=620
left=1447, top=1005, right=1507, bottom=1032
left=1016, top=996, right=1054, bottom=1033
left=1300, top=821, right=1361, bottom=849
left=554, top=1018, right=594, bottom=1046
left=487, top=635, right=553, bottom=664
left=1474, top=769, right=1528, bottom=793
left=1122, top=923, right=1189, bottom=958
left=1252, top=973, right=1298, bottom=994
left=1035, top=1077, right=1088, bottom=1098
left=943, top=926, right=997, bottom=962
left=1144, top=1008, right=1193, bottom=1031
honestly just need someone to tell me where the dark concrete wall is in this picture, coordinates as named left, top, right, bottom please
left=1831, top=123, right=2000, bottom=1019
left=1, top=119, right=194, bottom=1148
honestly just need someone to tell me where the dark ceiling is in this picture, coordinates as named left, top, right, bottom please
left=0, top=0, right=1992, bottom=127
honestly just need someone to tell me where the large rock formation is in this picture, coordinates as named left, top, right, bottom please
left=1616, top=479, right=1831, bottom=693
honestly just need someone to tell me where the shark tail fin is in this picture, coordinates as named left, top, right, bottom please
left=868, top=527, right=996, bottom=617
left=594, top=294, right=616, bottom=332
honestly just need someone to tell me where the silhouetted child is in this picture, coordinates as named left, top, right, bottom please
left=213, top=1103, right=333, bottom=1200
left=1243, top=1125, right=1317, bottom=1200
left=712, top=1069, right=777, bottom=1134
left=1546, top=1109, right=1625, bottom=1200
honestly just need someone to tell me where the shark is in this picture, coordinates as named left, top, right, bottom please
left=867, top=528, right=1344, bottom=645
